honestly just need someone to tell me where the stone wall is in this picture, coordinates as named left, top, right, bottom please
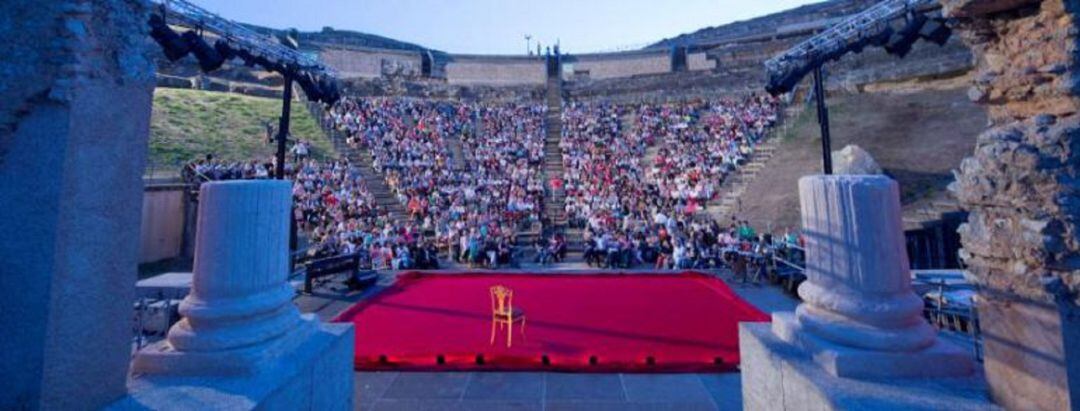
left=565, top=67, right=764, bottom=102
left=317, top=44, right=423, bottom=79
left=944, top=0, right=1080, bottom=409
left=140, top=184, right=186, bottom=264
left=687, top=52, right=716, bottom=71
left=445, top=56, right=547, bottom=86
left=562, top=51, right=671, bottom=81
left=0, top=1, right=157, bottom=409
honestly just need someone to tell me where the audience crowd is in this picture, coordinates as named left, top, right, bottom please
left=184, top=93, right=781, bottom=272
left=560, top=94, right=781, bottom=270
left=326, top=97, right=547, bottom=268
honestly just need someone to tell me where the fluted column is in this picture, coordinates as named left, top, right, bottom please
left=772, top=175, right=973, bottom=378
left=795, top=175, right=935, bottom=351
left=132, top=180, right=314, bottom=375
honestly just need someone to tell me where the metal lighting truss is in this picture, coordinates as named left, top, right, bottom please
left=154, top=0, right=336, bottom=77
left=764, top=0, right=937, bottom=94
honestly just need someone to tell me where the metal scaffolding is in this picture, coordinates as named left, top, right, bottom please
left=764, top=0, right=937, bottom=94
left=154, top=0, right=335, bottom=76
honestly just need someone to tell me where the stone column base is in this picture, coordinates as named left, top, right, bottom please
left=740, top=322, right=998, bottom=411
left=110, top=322, right=353, bottom=411
left=772, top=313, right=975, bottom=378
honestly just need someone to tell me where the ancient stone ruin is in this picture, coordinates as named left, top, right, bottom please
left=944, top=0, right=1079, bottom=409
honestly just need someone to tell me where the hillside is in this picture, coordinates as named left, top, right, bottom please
left=148, top=88, right=336, bottom=169
left=648, top=0, right=876, bottom=48
left=733, top=87, right=986, bottom=230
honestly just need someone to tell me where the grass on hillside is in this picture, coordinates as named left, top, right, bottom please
left=149, top=88, right=336, bottom=169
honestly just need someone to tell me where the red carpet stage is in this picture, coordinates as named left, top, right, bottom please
left=333, top=271, right=769, bottom=372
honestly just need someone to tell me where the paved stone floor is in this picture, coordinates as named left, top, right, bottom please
left=294, top=269, right=800, bottom=411
left=355, top=371, right=743, bottom=410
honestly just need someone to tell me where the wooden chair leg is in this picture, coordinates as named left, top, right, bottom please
left=507, top=319, right=512, bottom=348
left=490, top=319, right=496, bottom=346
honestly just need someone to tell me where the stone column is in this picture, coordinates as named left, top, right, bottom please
left=772, top=175, right=974, bottom=378
left=121, top=181, right=354, bottom=410
left=0, top=1, right=156, bottom=409
left=132, top=180, right=312, bottom=374
left=942, top=1, right=1080, bottom=409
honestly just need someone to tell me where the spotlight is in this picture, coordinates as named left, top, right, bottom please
left=236, top=48, right=258, bottom=67
left=148, top=15, right=190, bottom=61
left=765, top=63, right=812, bottom=96
left=885, top=13, right=927, bottom=57
left=252, top=54, right=281, bottom=73
left=318, top=76, right=342, bottom=105
left=214, top=39, right=237, bottom=61
left=919, top=18, right=952, bottom=46
left=869, top=26, right=894, bottom=47
left=182, top=31, right=225, bottom=72
left=296, top=72, right=323, bottom=102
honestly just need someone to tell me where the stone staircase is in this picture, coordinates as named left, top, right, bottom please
left=543, top=77, right=567, bottom=231
left=312, top=104, right=409, bottom=225
left=353, top=151, right=409, bottom=224
left=445, top=117, right=470, bottom=172
left=710, top=137, right=782, bottom=222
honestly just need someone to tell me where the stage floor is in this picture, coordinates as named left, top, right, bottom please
left=334, top=271, right=769, bottom=372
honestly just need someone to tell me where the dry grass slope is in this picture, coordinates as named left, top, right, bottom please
left=736, top=87, right=987, bottom=229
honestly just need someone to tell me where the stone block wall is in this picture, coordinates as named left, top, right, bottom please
left=446, top=57, right=546, bottom=86
left=318, top=45, right=423, bottom=79
left=140, top=184, right=186, bottom=264
left=943, top=0, right=1080, bottom=409
left=0, top=1, right=157, bottom=409
left=687, top=52, right=716, bottom=71
left=564, top=51, right=671, bottom=80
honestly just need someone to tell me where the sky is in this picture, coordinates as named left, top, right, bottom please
left=190, top=0, right=820, bottom=54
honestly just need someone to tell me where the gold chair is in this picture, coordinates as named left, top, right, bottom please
left=490, top=285, right=526, bottom=347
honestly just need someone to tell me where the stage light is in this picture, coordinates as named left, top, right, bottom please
left=148, top=15, right=190, bottom=61
left=765, top=62, right=813, bottom=96
left=182, top=31, right=225, bottom=72
left=296, top=72, right=323, bottom=102
left=436, top=354, right=445, bottom=365
left=236, top=48, right=257, bottom=67
left=318, top=75, right=340, bottom=103
left=885, top=13, right=927, bottom=57
left=214, top=39, right=236, bottom=61
left=475, top=355, right=485, bottom=365
left=252, top=54, right=280, bottom=73
left=919, top=18, right=952, bottom=46
left=869, top=26, right=894, bottom=47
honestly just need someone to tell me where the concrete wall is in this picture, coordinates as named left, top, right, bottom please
left=0, top=1, right=157, bottom=409
left=317, top=45, right=423, bottom=79
left=687, top=52, right=715, bottom=71
left=445, top=56, right=546, bottom=86
left=140, top=185, right=186, bottom=264
left=563, top=51, right=671, bottom=81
